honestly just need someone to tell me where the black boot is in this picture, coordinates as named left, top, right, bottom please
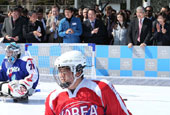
left=13, top=96, right=28, bottom=103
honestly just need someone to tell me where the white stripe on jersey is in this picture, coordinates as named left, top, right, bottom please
left=49, top=86, right=65, bottom=113
left=100, top=79, right=130, bottom=115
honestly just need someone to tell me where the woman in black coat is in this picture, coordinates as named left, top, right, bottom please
left=152, top=13, right=170, bottom=45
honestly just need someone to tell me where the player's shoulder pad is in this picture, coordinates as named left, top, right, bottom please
left=92, top=78, right=112, bottom=87
left=92, top=78, right=111, bottom=84
left=49, top=86, right=66, bottom=100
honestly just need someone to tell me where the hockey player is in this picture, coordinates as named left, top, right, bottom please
left=45, top=50, right=132, bottom=115
left=0, top=42, right=39, bottom=102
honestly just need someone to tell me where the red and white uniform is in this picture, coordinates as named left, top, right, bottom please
left=45, top=78, right=132, bottom=115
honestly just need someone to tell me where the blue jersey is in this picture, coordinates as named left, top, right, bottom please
left=0, top=55, right=39, bottom=89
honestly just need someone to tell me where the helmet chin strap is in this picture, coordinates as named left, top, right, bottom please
left=67, top=72, right=83, bottom=89
left=60, top=72, right=83, bottom=89
left=57, top=66, right=84, bottom=89
left=60, top=82, right=72, bottom=88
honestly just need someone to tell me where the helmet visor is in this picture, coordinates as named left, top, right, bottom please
left=53, top=66, right=73, bottom=88
left=5, top=48, right=16, bottom=63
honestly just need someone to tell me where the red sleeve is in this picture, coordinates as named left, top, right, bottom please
left=45, top=91, right=56, bottom=115
left=94, top=80, right=132, bottom=115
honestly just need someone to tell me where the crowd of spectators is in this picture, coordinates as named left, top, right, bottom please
left=0, top=4, right=170, bottom=46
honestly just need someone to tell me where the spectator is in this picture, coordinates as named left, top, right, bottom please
left=152, top=12, right=170, bottom=45
left=45, top=50, right=132, bottom=115
left=16, top=5, right=23, bottom=16
left=160, top=6, right=170, bottom=23
left=1, top=7, right=25, bottom=43
left=95, top=4, right=103, bottom=20
left=77, top=7, right=83, bottom=22
left=72, top=8, right=79, bottom=17
left=37, top=7, right=46, bottom=31
left=127, top=6, right=152, bottom=48
left=21, top=8, right=29, bottom=23
left=36, top=7, right=47, bottom=42
left=82, top=8, right=89, bottom=22
left=145, top=6, right=156, bottom=45
left=46, top=5, right=64, bottom=43
left=95, top=4, right=101, bottom=14
left=7, top=8, right=13, bottom=17
left=103, top=6, right=116, bottom=44
left=23, top=10, right=45, bottom=43
left=82, top=9, right=107, bottom=44
left=45, top=9, right=52, bottom=20
left=112, top=11, right=128, bottom=45
left=145, top=6, right=155, bottom=22
left=125, top=9, right=132, bottom=23
left=58, top=7, right=82, bottom=43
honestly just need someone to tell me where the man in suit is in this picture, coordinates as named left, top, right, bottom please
left=82, top=9, right=107, bottom=44
left=22, top=10, right=45, bottom=43
left=127, top=6, right=152, bottom=48
left=103, top=6, right=116, bottom=44
left=37, top=7, right=46, bottom=42
left=46, top=5, right=64, bottom=43
left=1, top=7, right=25, bottom=43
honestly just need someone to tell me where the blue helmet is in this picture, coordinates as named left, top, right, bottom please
left=5, top=42, right=21, bottom=63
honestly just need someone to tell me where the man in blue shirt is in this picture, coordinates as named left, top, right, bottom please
left=58, top=7, right=82, bottom=43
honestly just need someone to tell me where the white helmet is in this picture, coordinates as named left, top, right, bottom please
left=5, top=42, right=21, bottom=63
left=53, top=50, right=86, bottom=88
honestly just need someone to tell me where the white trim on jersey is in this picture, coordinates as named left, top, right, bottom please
left=100, top=79, right=130, bottom=115
left=49, top=87, right=65, bottom=113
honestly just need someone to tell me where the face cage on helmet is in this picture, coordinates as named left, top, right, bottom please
left=5, top=48, right=20, bottom=63
left=53, top=65, right=84, bottom=89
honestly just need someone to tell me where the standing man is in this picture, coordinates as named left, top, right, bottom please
left=0, top=42, right=39, bottom=102
left=23, top=10, right=45, bottom=43
left=82, top=9, right=107, bottom=44
left=82, top=8, right=89, bottom=22
left=127, top=6, right=152, bottom=48
left=37, top=7, right=47, bottom=42
left=46, top=5, right=64, bottom=43
left=45, top=50, right=132, bottom=115
left=58, top=7, right=82, bottom=43
left=103, top=6, right=116, bottom=44
left=145, top=6, right=155, bottom=22
left=1, top=7, right=25, bottom=43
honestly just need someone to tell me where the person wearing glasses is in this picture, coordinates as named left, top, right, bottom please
left=145, top=6, right=155, bottom=23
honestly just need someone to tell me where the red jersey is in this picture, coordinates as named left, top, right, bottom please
left=45, top=78, right=132, bottom=115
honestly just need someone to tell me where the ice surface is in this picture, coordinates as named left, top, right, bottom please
left=0, top=82, right=170, bottom=115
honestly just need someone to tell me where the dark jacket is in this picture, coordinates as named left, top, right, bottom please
left=152, top=22, right=170, bottom=45
left=1, top=16, right=25, bottom=43
left=82, top=19, right=107, bottom=45
left=127, top=18, right=152, bottom=45
left=23, top=20, right=45, bottom=43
